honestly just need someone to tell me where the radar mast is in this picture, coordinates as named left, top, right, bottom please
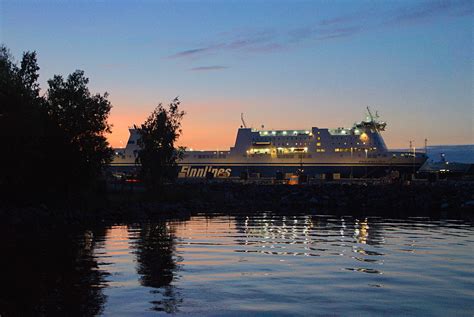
left=241, top=113, right=247, bottom=128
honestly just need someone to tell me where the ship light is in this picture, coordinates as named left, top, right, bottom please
left=282, top=131, right=287, bottom=135
left=304, top=147, right=308, bottom=152
left=341, top=130, right=346, bottom=134
left=272, top=131, right=276, bottom=135
left=360, top=132, right=369, bottom=142
left=293, top=131, right=298, bottom=135
left=305, top=131, right=309, bottom=134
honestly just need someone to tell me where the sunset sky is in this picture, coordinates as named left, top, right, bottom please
left=1, top=0, right=472, bottom=149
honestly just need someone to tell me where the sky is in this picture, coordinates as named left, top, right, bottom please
left=1, top=0, right=472, bottom=149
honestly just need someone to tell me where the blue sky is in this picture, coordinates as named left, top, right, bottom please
left=1, top=0, right=472, bottom=148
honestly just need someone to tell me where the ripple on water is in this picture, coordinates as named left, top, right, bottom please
left=1, top=215, right=473, bottom=316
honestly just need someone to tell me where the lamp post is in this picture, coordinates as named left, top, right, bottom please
left=350, top=147, right=353, bottom=179
left=364, top=148, right=368, bottom=178
left=413, top=145, right=416, bottom=176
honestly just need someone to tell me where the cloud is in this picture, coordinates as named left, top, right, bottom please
left=169, top=1, right=472, bottom=60
left=189, top=65, right=229, bottom=72
left=169, top=46, right=220, bottom=59
left=386, top=0, right=473, bottom=26
left=168, top=29, right=280, bottom=59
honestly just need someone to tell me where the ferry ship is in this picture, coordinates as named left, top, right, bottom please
left=111, top=109, right=428, bottom=179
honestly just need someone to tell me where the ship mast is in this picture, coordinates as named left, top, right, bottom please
left=241, top=113, right=248, bottom=128
left=365, top=106, right=386, bottom=132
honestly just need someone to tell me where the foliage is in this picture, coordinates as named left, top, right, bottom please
left=135, top=97, right=185, bottom=192
left=46, top=70, right=113, bottom=188
left=0, top=45, right=48, bottom=194
left=0, top=44, right=113, bottom=200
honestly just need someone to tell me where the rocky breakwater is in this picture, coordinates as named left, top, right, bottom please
left=158, top=181, right=474, bottom=217
left=2, top=181, right=473, bottom=225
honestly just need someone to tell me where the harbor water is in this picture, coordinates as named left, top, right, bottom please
left=1, top=214, right=473, bottom=316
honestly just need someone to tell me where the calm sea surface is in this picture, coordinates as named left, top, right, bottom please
left=2, top=214, right=474, bottom=316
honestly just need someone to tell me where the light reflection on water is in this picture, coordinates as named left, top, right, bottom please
left=1, top=214, right=474, bottom=316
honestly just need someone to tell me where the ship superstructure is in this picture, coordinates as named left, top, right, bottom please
left=111, top=109, right=427, bottom=178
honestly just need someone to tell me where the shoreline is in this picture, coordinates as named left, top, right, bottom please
left=1, top=181, right=473, bottom=226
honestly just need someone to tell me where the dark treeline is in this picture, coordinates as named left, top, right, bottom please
left=0, top=45, right=112, bottom=203
left=0, top=45, right=184, bottom=205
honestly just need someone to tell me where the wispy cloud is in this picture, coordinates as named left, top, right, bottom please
left=168, top=29, right=279, bottom=59
left=189, top=65, right=229, bottom=72
left=169, top=46, right=220, bottom=59
left=169, top=1, right=472, bottom=60
left=386, top=0, right=473, bottom=26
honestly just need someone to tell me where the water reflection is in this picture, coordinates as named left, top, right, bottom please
left=131, top=223, right=181, bottom=313
left=234, top=214, right=385, bottom=261
left=0, top=226, right=108, bottom=316
left=1, top=215, right=473, bottom=316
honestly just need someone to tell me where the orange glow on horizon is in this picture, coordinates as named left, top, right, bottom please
left=107, top=100, right=473, bottom=150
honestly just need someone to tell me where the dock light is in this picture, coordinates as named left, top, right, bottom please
left=293, top=131, right=298, bottom=135
left=283, top=131, right=287, bottom=135
left=272, top=131, right=276, bottom=135
left=305, top=131, right=309, bottom=134
left=341, top=130, right=346, bottom=134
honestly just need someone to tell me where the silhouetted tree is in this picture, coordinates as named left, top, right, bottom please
left=0, top=45, right=49, bottom=196
left=135, top=97, right=185, bottom=192
left=45, top=70, right=114, bottom=190
left=0, top=44, right=114, bottom=201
